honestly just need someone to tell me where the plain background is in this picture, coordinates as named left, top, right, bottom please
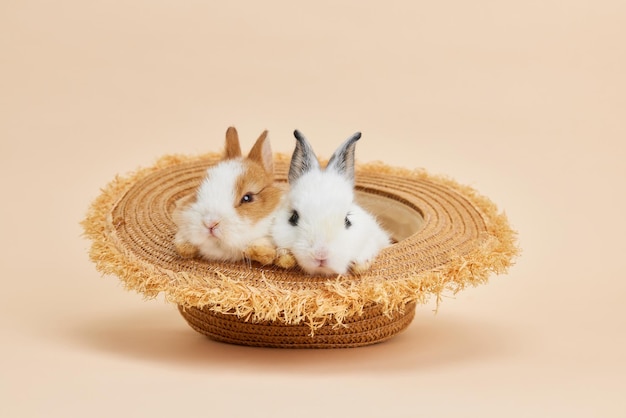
left=1, top=1, right=624, bottom=417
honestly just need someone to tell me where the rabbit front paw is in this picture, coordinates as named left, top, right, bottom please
left=275, top=248, right=297, bottom=269
left=244, top=243, right=277, bottom=265
left=350, top=260, right=372, bottom=275
left=175, top=241, right=198, bottom=258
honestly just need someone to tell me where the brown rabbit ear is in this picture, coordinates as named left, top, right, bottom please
left=247, top=130, right=273, bottom=174
left=224, top=126, right=242, bottom=159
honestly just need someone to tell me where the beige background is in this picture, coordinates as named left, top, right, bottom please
left=1, top=1, right=625, bottom=417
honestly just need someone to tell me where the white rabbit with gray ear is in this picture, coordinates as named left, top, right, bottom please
left=271, top=130, right=391, bottom=276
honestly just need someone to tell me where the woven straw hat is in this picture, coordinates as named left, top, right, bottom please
left=82, top=153, right=518, bottom=348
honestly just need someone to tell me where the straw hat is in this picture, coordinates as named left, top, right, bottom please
left=82, top=153, right=518, bottom=348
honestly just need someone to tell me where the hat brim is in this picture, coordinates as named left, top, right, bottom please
left=82, top=153, right=519, bottom=347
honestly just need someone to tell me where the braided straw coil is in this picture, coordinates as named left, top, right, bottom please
left=82, top=153, right=518, bottom=348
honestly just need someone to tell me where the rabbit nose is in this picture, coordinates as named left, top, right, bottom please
left=203, top=220, right=220, bottom=235
left=313, top=249, right=329, bottom=264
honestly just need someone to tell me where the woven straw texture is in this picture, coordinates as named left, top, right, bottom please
left=82, top=153, right=518, bottom=348
left=179, top=302, right=417, bottom=349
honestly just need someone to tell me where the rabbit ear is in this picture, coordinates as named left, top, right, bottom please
left=326, top=132, right=361, bottom=183
left=224, top=126, right=242, bottom=159
left=289, top=130, right=320, bottom=183
left=247, top=130, right=273, bottom=175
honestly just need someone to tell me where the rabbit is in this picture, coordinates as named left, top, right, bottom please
left=172, top=127, right=283, bottom=265
left=271, top=130, right=391, bottom=276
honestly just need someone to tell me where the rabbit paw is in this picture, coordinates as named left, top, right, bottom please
left=244, top=244, right=277, bottom=265
left=350, top=260, right=372, bottom=275
left=175, top=241, right=198, bottom=258
left=275, top=248, right=297, bottom=269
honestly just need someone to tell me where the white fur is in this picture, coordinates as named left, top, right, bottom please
left=174, top=160, right=275, bottom=261
left=272, top=169, right=390, bottom=275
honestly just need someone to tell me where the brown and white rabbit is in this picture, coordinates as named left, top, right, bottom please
left=173, top=127, right=283, bottom=264
left=271, top=130, right=391, bottom=275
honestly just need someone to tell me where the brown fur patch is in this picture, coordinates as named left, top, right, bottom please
left=235, top=162, right=282, bottom=222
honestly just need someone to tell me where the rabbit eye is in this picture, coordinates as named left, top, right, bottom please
left=240, top=193, right=254, bottom=204
left=289, top=210, right=299, bottom=226
left=344, top=215, right=352, bottom=229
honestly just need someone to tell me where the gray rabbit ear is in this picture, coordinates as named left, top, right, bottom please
left=326, top=132, right=361, bottom=183
left=288, top=130, right=320, bottom=183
